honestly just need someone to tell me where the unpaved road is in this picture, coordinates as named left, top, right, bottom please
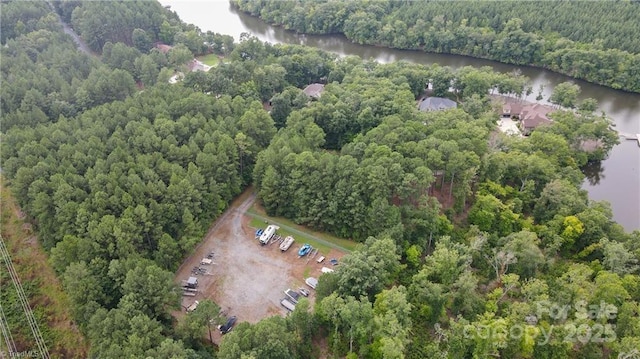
left=45, top=0, right=96, bottom=57
left=174, top=188, right=345, bottom=342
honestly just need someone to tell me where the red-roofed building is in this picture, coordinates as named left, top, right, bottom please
left=502, top=102, right=553, bottom=135
left=502, top=103, right=522, bottom=118
left=519, top=104, right=552, bottom=135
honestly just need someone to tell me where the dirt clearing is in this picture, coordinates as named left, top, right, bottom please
left=174, top=188, right=346, bottom=335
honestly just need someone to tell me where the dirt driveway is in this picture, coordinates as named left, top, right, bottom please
left=174, top=188, right=345, bottom=338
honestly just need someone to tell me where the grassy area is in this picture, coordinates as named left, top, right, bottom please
left=0, top=177, right=88, bottom=358
left=246, top=205, right=359, bottom=254
left=196, top=53, right=220, bottom=66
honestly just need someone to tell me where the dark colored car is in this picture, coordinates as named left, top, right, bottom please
left=219, top=316, right=237, bottom=334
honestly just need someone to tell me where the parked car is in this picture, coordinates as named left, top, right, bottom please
left=299, top=288, right=310, bottom=297
left=219, top=316, right=237, bottom=334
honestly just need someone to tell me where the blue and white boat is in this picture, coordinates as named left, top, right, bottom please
left=298, top=244, right=311, bottom=256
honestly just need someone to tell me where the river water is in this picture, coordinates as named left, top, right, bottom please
left=159, top=0, right=640, bottom=231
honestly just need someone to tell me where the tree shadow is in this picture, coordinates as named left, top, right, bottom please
left=582, top=160, right=605, bottom=186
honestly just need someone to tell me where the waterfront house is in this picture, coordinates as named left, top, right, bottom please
left=502, top=102, right=552, bottom=135
left=418, top=97, right=457, bottom=112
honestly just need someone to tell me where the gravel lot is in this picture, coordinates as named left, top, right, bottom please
left=174, top=189, right=345, bottom=342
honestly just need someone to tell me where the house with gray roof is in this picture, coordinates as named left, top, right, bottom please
left=302, top=83, right=325, bottom=99
left=418, top=97, right=457, bottom=112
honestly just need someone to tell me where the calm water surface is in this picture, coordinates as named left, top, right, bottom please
left=160, top=0, right=640, bottom=231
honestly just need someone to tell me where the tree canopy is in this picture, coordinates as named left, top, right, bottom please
left=232, top=0, right=640, bottom=93
left=2, top=1, right=638, bottom=358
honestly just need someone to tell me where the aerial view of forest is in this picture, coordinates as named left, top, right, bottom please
left=0, top=1, right=638, bottom=358
left=232, top=0, right=640, bottom=93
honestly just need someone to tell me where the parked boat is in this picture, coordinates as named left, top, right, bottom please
left=305, top=277, right=318, bottom=289
left=279, top=236, right=295, bottom=251
left=298, top=244, right=311, bottom=256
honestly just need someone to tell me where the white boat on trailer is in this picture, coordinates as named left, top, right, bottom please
left=279, top=236, right=295, bottom=251
left=281, top=298, right=296, bottom=312
left=305, top=277, right=318, bottom=289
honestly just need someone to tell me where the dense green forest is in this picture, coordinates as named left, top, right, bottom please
left=231, top=0, right=640, bottom=93
left=1, top=0, right=240, bottom=356
left=2, top=1, right=639, bottom=358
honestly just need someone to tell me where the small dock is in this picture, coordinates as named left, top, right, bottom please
left=617, top=132, right=640, bottom=146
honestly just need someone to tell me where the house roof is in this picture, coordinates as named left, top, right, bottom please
left=521, top=104, right=551, bottom=118
left=503, top=103, right=523, bottom=115
left=580, top=139, right=602, bottom=153
left=418, top=97, right=457, bottom=112
left=302, top=83, right=325, bottom=98
left=155, top=43, right=173, bottom=54
left=522, top=114, right=552, bottom=129
left=520, top=104, right=552, bottom=128
left=187, top=59, right=211, bottom=72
